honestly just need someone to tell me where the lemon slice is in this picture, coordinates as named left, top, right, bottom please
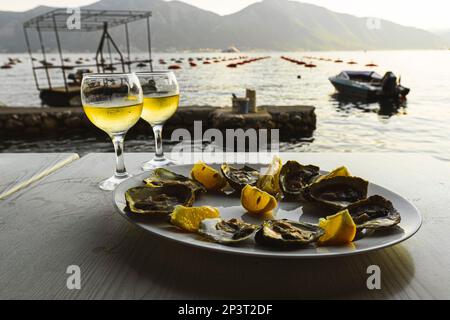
left=316, top=166, right=351, bottom=183
left=318, top=209, right=357, bottom=246
left=170, top=206, right=220, bottom=233
left=257, top=155, right=283, bottom=196
left=241, top=185, right=278, bottom=216
left=191, top=162, right=227, bottom=191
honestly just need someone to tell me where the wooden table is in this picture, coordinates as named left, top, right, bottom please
left=0, top=153, right=449, bottom=300
left=0, top=153, right=79, bottom=200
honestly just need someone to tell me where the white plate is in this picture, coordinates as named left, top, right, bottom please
left=114, top=164, right=422, bottom=259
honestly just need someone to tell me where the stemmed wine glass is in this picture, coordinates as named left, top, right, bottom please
left=136, top=71, right=180, bottom=171
left=81, top=73, right=143, bottom=191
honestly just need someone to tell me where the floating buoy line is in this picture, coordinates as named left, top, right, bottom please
left=158, top=55, right=271, bottom=70
left=226, top=56, right=270, bottom=69
left=280, top=55, right=379, bottom=69
left=158, top=55, right=251, bottom=70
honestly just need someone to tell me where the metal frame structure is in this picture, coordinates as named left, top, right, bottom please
left=23, top=9, right=153, bottom=95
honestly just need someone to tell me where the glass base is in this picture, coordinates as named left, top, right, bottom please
left=142, top=157, right=177, bottom=171
left=99, top=173, right=133, bottom=191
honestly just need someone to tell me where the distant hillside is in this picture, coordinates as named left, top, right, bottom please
left=439, top=32, right=450, bottom=46
left=0, top=0, right=446, bottom=52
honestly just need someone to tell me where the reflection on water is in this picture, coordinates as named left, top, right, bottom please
left=331, top=93, right=408, bottom=118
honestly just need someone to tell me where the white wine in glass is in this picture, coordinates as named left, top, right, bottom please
left=141, top=94, right=179, bottom=126
left=81, top=73, right=143, bottom=191
left=84, top=104, right=143, bottom=135
left=137, top=72, right=180, bottom=171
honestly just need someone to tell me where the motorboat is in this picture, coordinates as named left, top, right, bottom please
left=329, top=71, right=410, bottom=100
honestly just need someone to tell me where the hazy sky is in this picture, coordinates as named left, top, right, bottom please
left=1, top=0, right=448, bottom=30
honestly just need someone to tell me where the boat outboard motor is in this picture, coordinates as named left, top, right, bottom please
left=381, top=72, right=398, bottom=97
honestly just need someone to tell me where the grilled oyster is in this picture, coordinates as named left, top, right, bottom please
left=125, top=183, right=195, bottom=215
left=221, top=164, right=260, bottom=192
left=144, top=168, right=206, bottom=195
left=255, top=220, right=324, bottom=247
left=346, top=195, right=401, bottom=230
left=199, top=218, right=259, bottom=244
left=279, top=161, right=321, bottom=199
left=303, top=176, right=369, bottom=210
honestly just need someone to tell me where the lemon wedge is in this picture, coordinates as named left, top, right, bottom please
left=191, top=162, right=227, bottom=191
left=241, top=185, right=278, bottom=216
left=170, top=206, right=220, bottom=233
left=318, top=209, right=357, bottom=246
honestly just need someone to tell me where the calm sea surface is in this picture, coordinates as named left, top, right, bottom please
left=1, top=51, right=449, bottom=161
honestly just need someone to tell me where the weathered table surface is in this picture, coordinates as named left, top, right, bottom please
left=0, top=153, right=79, bottom=200
left=0, top=153, right=449, bottom=300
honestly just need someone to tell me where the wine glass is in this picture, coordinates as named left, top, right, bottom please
left=136, top=71, right=180, bottom=171
left=81, top=73, right=143, bottom=191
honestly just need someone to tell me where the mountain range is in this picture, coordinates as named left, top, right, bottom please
left=0, top=0, right=447, bottom=52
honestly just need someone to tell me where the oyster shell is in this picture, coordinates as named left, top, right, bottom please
left=303, top=176, right=369, bottom=210
left=199, top=218, right=259, bottom=244
left=346, top=195, right=401, bottom=230
left=125, top=183, right=195, bottom=215
left=255, top=220, right=324, bottom=247
left=144, top=168, right=206, bottom=195
left=279, top=161, right=321, bottom=199
left=221, top=164, right=260, bottom=192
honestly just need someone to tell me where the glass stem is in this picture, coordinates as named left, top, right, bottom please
left=153, top=124, right=165, bottom=161
left=111, top=134, right=128, bottom=177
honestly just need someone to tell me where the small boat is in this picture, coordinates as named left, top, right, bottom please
left=189, top=62, right=197, bottom=67
left=347, top=60, right=358, bottom=65
left=329, top=71, right=410, bottom=100
left=366, top=62, right=378, bottom=67
left=136, top=63, right=147, bottom=68
left=227, top=63, right=238, bottom=68
left=222, top=46, right=240, bottom=53
left=1, top=63, right=13, bottom=69
left=334, top=59, right=343, bottom=63
left=168, top=65, right=181, bottom=70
